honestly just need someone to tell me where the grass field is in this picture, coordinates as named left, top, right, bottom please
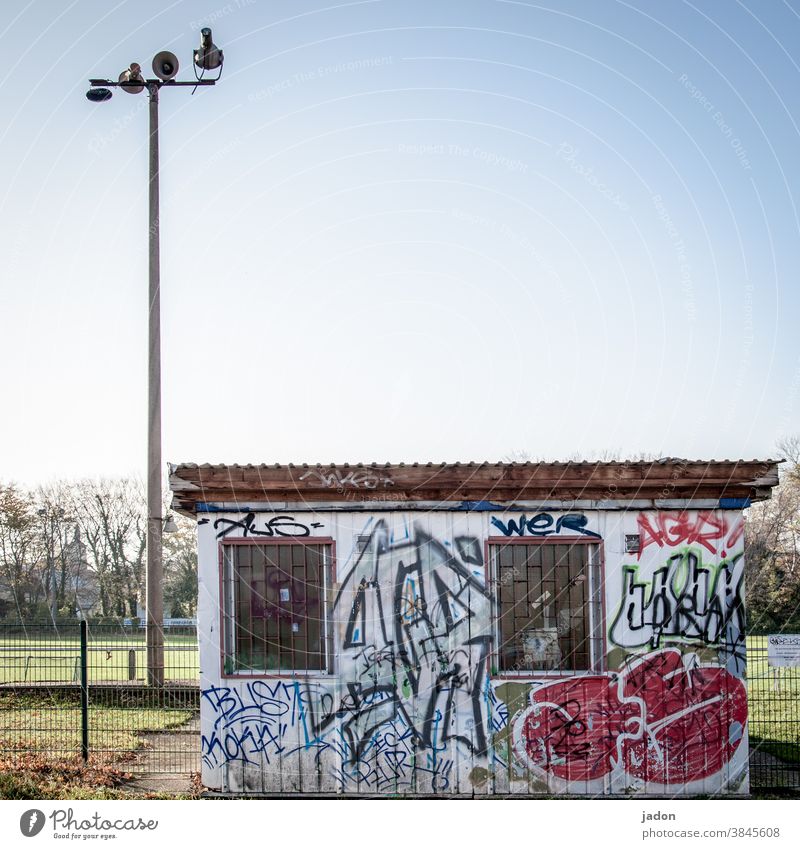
left=0, top=633, right=199, bottom=684
left=745, top=636, right=800, bottom=764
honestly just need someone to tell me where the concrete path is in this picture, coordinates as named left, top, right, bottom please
left=123, top=713, right=200, bottom=795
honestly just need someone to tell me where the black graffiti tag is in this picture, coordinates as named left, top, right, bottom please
left=609, top=550, right=744, bottom=651
left=331, top=521, right=494, bottom=765
left=491, top=512, right=601, bottom=539
left=213, top=512, right=324, bottom=539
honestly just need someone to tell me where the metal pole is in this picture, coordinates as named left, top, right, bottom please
left=146, top=81, right=165, bottom=688
left=50, top=522, right=57, bottom=621
left=80, top=619, right=89, bottom=762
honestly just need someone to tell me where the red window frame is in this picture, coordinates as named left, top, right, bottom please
left=218, top=537, right=337, bottom=679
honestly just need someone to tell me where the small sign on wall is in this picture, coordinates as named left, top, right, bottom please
left=625, top=534, right=641, bottom=554
left=767, top=634, right=800, bottom=667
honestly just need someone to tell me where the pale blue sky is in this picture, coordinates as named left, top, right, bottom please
left=1, top=0, right=799, bottom=484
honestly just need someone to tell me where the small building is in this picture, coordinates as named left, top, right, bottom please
left=169, top=458, right=780, bottom=796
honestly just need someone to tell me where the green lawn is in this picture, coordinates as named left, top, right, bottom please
left=0, top=633, right=198, bottom=684
left=746, top=635, right=800, bottom=764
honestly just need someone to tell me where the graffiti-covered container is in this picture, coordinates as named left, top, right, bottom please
left=170, top=459, right=779, bottom=796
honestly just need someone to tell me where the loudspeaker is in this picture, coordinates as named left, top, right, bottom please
left=118, top=62, right=144, bottom=94
left=152, top=51, right=179, bottom=82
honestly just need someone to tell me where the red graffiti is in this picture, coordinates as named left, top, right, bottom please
left=515, top=649, right=747, bottom=786
left=620, top=651, right=747, bottom=784
left=637, top=512, right=743, bottom=558
left=517, top=676, right=640, bottom=782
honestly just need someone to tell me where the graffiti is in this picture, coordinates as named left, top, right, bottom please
left=201, top=681, right=298, bottom=768
left=516, top=676, right=640, bottom=782
left=202, top=521, right=495, bottom=786
left=332, top=521, right=493, bottom=763
left=199, top=507, right=753, bottom=795
left=299, top=468, right=394, bottom=490
left=512, top=648, right=747, bottom=788
left=454, top=535, right=484, bottom=567
left=330, top=716, right=455, bottom=792
left=214, top=513, right=324, bottom=539
left=620, top=651, right=746, bottom=784
left=201, top=680, right=455, bottom=791
left=490, top=513, right=600, bottom=539
left=609, top=549, right=744, bottom=651
left=637, top=511, right=743, bottom=557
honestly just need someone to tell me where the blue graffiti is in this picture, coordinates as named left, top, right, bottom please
left=201, top=681, right=334, bottom=768
left=202, top=684, right=457, bottom=791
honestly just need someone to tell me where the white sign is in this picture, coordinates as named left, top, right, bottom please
left=767, top=634, right=800, bottom=667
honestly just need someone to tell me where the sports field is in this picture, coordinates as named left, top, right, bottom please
left=0, top=631, right=199, bottom=684
left=746, top=635, right=800, bottom=763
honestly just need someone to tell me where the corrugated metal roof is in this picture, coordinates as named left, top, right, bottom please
left=171, top=458, right=781, bottom=468
left=168, top=458, right=782, bottom=514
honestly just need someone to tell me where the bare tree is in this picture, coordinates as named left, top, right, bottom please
left=69, top=478, right=146, bottom=618
left=0, top=484, right=44, bottom=617
left=777, top=435, right=800, bottom=471
left=1, top=476, right=194, bottom=623
left=745, top=442, right=800, bottom=631
left=34, top=482, right=92, bottom=617
left=163, top=514, right=198, bottom=618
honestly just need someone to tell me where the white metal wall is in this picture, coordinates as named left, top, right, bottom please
left=196, top=506, right=748, bottom=795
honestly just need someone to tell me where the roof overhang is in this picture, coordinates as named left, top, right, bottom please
left=168, top=459, right=781, bottom=516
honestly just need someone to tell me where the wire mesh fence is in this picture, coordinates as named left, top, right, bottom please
left=746, top=636, right=800, bottom=791
left=0, top=620, right=200, bottom=776
left=0, top=622, right=798, bottom=791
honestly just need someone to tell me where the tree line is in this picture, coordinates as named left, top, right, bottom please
left=744, top=437, right=800, bottom=633
left=0, top=477, right=196, bottom=622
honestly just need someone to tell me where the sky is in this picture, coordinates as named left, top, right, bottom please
left=1, top=0, right=799, bottom=485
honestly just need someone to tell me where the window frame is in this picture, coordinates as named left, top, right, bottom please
left=487, top=536, right=606, bottom=678
left=218, top=536, right=337, bottom=679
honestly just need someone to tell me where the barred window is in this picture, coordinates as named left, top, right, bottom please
left=491, top=542, right=601, bottom=673
left=222, top=542, right=332, bottom=675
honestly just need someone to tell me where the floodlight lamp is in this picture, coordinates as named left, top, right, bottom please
left=194, top=27, right=223, bottom=70
left=86, top=87, right=112, bottom=102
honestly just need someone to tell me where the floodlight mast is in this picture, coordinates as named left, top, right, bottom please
left=86, top=34, right=223, bottom=688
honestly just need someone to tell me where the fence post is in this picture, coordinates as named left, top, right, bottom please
left=128, top=649, right=136, bottom=681
left=80, top=619, right=89, bottom=762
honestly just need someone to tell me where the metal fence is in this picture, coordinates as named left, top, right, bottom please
left=0, top=620, right=200, bottom=779
left=746, top=636, right=800, bottom=792
left=0, top=623, right=797, bottom=793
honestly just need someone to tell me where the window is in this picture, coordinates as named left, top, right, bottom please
left=222, top=542, right=332, bottom=675
left=490, top=541, right=601, bottom=674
